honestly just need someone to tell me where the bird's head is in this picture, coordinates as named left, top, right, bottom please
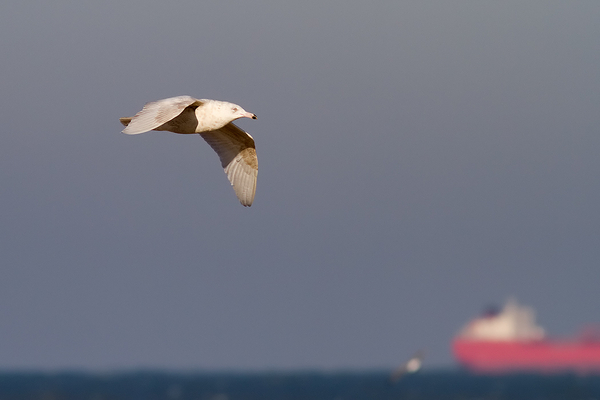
left=228, top=102, right=257, bottom=121
left=201, top=100, right=257, bottom=131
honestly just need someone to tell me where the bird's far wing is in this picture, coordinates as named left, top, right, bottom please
left=199, top=123, right=258, bottom=207
left=122, top=96, right=203, bottom=134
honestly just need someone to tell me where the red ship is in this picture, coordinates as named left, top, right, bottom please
left=452, top=299, right=600, bottom=374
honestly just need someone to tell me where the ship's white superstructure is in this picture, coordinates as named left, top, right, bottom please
left=458, top=298, right=545, bottom=341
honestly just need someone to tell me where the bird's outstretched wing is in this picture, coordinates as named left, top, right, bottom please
left=122, top=96, right=203, bottom=134
left=199, top=123, right=258, bottom=207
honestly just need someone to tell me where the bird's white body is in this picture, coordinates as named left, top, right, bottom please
left=120, top=96, right=258, bottom=207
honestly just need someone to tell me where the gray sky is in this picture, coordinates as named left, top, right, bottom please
left=1, top=1, right=599, bottom=370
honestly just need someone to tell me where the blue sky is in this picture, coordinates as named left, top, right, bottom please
left=1, top=1, right=599, bottom=370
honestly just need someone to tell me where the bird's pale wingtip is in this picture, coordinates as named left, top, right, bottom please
left=121, top=125, right=147, bottom=135
left=120, top=117, right=145, bottom=134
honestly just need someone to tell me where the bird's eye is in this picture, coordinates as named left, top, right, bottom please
left=232, top=107, right=238, bottom=112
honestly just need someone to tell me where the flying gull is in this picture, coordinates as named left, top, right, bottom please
left=120, top=96, right=258, bottom=207
left=390, top=350, right=425, bottom=383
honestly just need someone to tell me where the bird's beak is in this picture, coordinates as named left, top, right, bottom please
left=251, top=114, right=257, bottom=119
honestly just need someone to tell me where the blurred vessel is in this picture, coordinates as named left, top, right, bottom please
left=452, top=299, right=600, bottom=373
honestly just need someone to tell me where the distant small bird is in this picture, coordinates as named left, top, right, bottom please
left=390, top=350, right=425, bottom=383
left=120, top=96, right=258, bottom=207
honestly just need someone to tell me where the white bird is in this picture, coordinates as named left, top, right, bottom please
left=120, top=96, right=258, bottom=207
left=390, top=350, right=425, bottom=383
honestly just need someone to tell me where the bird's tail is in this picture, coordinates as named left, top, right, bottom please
left=119, top=117, right=132, bottom=127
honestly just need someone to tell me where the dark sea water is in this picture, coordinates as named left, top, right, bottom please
left=1, top=370, right=600, bottom=400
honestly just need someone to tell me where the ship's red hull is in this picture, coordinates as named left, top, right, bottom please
left=453, top=339, right=600, bottom=374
